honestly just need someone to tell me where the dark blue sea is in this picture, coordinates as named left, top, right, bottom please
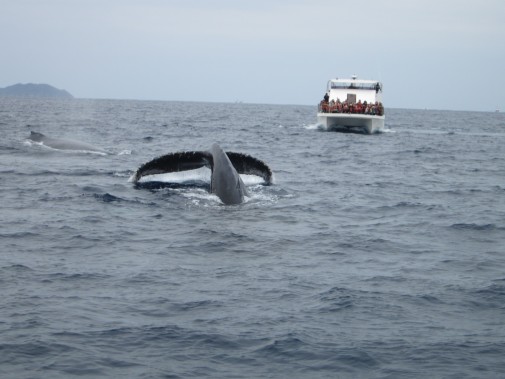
left=1, top=98, right=504, bottom=379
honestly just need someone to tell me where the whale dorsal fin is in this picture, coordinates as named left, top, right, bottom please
left=226, top=152, right=273, bottom=184
left=29, top=131, right=45, bottom=141
left=133, top=151, right=212, bottom=183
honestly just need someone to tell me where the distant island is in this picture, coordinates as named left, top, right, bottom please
left=0, top=83, right=73, bottom=99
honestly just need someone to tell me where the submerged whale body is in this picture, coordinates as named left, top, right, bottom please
left=133, top=143, right=272, bottom=205
left=28, top=131, right=106, bottom=154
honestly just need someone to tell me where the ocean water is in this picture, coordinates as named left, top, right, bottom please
left=1, top=98, right=504, bottom=379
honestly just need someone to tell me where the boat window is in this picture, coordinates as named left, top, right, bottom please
left=330, top=82, right=381, bottom=91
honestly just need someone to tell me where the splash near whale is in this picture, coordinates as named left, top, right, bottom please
left=132, top=143, right=272, bottom=205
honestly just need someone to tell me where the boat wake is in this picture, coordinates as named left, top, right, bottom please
left=304, top=123, right=325, bottom=131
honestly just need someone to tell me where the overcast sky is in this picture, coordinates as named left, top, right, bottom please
left=1, top=0, right=504, bottom=111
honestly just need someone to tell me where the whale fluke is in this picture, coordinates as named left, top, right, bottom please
left=225, top=151, right=273, bottom=184
left=133, top=143, right=272, bottom=205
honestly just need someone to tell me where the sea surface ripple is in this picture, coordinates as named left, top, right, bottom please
left=1, top=98, right=505, bottom=378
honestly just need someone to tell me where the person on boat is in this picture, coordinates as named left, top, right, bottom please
left=372, top=102, right=379, bottom=115
left=336, top=99, right=342, bottom=113
left=378, top=102, right=384, bottom=116
left=320, top=100, right=329, bottom=113
left=342, top=101, right=349, bottom=113
left=320, top=92, right=330, bottom=112
left=355, top=100, right=364, bottom=114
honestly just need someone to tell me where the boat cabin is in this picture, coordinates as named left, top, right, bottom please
left=326, top=76, right=383, bottom=105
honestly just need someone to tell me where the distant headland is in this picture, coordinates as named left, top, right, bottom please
left=0, top=83, right=73, bottom=99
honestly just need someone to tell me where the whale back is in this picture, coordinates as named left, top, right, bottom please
left=28, top=131, right=106, bottom=153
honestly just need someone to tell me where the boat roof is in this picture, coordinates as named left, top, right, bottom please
left=329, top=77, right=380, bottom=84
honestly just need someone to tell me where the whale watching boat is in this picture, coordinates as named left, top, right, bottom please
left=317, top=76, right=384, bottom=134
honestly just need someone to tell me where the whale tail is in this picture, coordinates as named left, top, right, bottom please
left=133, top=149, right=272, bottom=185
left=133, top=144, right=272, bottom=204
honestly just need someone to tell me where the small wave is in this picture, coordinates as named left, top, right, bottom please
left=93, top=193, right=124, bottom=203
left=416, top=294, right=443, bottom=304
left=0, top=340, right=76, bottom=360
left=465, top=281, right=505, bottom=310
left=380, top=201, right=423, bottom=210
left=244, top=186, right=282, bottom=205
left=450, top=223, right=503, bottom=231
left=475, top=281, right=505, bottom=300
left=113, top=170, right=133, bottom=178
left=1, top=264, right=33, bottom=272
left=254, top=336, right=307, bottom=357
left=254, top=335, right=378, bottom=369
left=364, top=275, right=408, bottom=284
left=413, top=147, right=439, bottom=154
left=0, top=231, right=40, bottom=239
left=42, top=356, right=140, bottom=375
left=169, top=299, right=222, bottom=312
left=179, top=187, right=220, bottom=205
left=317, top=286, right=354, bottom=312
left=0, top=144, right=19, bottom=152
left=74, top=149, right=107, bottom=156
left=44, top=272, right=110, bottom=282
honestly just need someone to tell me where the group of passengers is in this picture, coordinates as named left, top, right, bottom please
left=319, top=97, right=384, bottom=116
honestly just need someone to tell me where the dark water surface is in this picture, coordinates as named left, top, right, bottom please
left=1, top=98, right=505, bottom=378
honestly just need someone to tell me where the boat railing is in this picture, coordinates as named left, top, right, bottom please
left=330, top=83, right=382, bottom=92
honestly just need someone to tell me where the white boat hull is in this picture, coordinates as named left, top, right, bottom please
left=317, top=112, right=385, bottom=134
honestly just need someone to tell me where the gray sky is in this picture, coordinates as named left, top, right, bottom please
left=1, top=0, right=504, bottom=111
